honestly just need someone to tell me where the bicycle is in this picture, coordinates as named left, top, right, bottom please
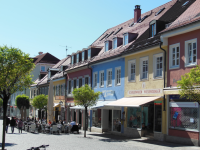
left=27, top=144, right=49, bottom=150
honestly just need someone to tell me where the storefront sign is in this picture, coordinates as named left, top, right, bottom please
left=170, top=102, right=199, bottom=108
left=102, top=90, right=114, bottom=97
left=128, top=89, right=163, bottom=95
left=55, top=96, right=65, bottom=100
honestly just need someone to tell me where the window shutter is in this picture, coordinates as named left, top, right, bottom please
left=77, top=79, right=79, bottom=88
left=71, top=80, right=73, bottom=93
left=82, top=78, right=85, bottom=86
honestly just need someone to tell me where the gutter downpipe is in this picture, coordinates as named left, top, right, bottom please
left=160, top=42, right=166, bottom=111
left=87, top=63, right=92, bottom=132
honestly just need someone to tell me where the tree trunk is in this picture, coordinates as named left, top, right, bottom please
left=84, top=106, right=87, bottom=137
left=2, top=98, right=8, bottom=150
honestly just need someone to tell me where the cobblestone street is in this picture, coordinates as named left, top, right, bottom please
left=0, top=121, right=199, bottom=150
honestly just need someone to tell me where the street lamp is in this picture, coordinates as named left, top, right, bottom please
left=7, top=103, right=10, bottom=117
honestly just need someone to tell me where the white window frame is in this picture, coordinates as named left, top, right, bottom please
left=78, top=77, right=83, bottom=88
left=113, top=38, right=117, bottom=49
left=153, top=53, right=163, bottom=79
left=151, top=23, right=156, bottom=37
left=105, top=41, right=109, bottom=52
left=123, top=33, right=128, bottom=45
left=185, top=38, right=197, bottom=67
left=107, top=68, right=112, bottom=87
left=99, top=70, right=104, bottom=88
left=40, top=66, right=46, bottom=72
left=128, top=59, right=136, bottom=82
left=115, top=67, right=121, bottom=86
left=84, top=75, right=90, bottom=85
left=140, top=56, right=148, bottom=81
left=88, top=49, right=91, bottom=59
left=93, top=72, right=98, bottom=88
left=68, top=79, right=72, bottom=95
left=169, top=43, right=180, bottom=70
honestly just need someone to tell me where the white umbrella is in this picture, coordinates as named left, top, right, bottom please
left=47, top=80, right=54, bottom=122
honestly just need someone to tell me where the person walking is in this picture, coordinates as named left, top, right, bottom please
left=10, top=117, right=16, bottom=134
left=18, top=119, right=23, bottom=134
left=6, top=116, right=10, bottom=133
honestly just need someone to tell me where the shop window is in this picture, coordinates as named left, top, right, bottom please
left=92, top=109, right=101, bottom=128
left=170, top=106, right=198, bottom=130
left=127, top=107, right=148, bottom=129
left=113, top=110, right=121, bottom=132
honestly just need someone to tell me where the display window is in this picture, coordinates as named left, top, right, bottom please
left=92, top=109, right=101, bottom=128
left=113, top=110, right=121, bottom=132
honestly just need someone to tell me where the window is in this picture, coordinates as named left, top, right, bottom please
left=76, top=54, right=79, bottom=63
left=79, top=78, right=82, bottom=88
left=41, top=66, right=45, bottom=72
left=123, top=34, right=128, bottom=45
left=185, top=39, right=197, bottom=67
left=140, top=57, right=148, bottom=80
left=88, top=49, right=91, bottom=59
left=92, top=109, right=101, bottom=128
left=85, top=77, right=89, bottom=85
left=182, top=1, right=189, bottom=7
left=151, top=23, right=156, bottom=37
left=99, top=71, right=104, bottom=87
left=93, top=72, right=97, bottom=88
left=71, top=56, right=74, bottom=65
left=105, top=42, right=109, bottom=52
left=82, top=51, right=84, bottom=61
left=153, top=53, right=163, bottom=78
left=107, top=69, right=112, bottom=86
left=73, top=79, right=76, bottom=89
left=115, top=67, right=121, bottom=86
left=68, top=81, right=71, bottom=94
left=169, top=43, right=180, bottom=69
left=113, top=38, right=117, bottom=49
left=114, top=27, right=123, bottom=35
left=155, top=8, right=165, bottom=16
left=128, top=59, right=136, bottom=81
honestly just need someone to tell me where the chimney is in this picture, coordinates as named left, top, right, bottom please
left=134, top=5, right=141, bottom=23
left=38, top=52, right=43, bottom=55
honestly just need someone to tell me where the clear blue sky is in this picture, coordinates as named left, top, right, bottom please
left=0, top=0, right=170, bottom=60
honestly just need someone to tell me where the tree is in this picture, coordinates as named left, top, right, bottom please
left=0, top=46, right=35, bottom=150
left=32, top=94, right=48, bottom=119
left=73, top=84, right=101, bottom=137
left=15, top=94, right=30, bottom=109
left=177, top=65, right=200, bottom=103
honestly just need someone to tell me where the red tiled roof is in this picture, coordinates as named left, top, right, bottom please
left=161, top=0, right=200, bottom=33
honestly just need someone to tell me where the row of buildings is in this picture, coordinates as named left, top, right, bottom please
left=9, top=0, right=200, bottom=146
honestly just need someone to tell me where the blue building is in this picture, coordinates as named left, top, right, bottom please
left=89, top=57, right=125, bottom=133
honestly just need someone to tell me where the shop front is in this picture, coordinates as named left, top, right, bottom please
left=166, top=95, right=200, bottom=146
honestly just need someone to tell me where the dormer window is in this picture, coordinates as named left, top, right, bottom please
left=76, top=53, right=79, bottom=63
left=105, top=42, right=109, bottom=51
left=41, top=66, right=46, bottom=72
left=151, top=23, right=156, bottom=37
left=71, top=55, right=74, bottom=65
left=88, top=49, right=91, bottom=59
left=82, top=51, right=84, bottom=61
left=123, top=34, right=128, bottom=45
left=113, top=38, right=117, bottom=49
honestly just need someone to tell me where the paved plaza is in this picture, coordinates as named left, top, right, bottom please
left=0, top=120, right=199, bottom=150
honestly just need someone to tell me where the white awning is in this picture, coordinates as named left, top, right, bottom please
left=53, top=103, right=59, bottom=107
left=70, top=101, right=115, bottom=110
left=105, top=97, right=161, bottom=107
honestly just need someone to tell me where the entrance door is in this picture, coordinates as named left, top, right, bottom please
left=148, top=104, right=154, bottom=132
left=108, top=110, right=112, bottom=131
left=154, top=105, right=162, bottom=132
left=55, top=111, right=58, bottom=121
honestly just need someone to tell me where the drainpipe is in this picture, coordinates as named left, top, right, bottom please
left=160, top=42, right=166, bottom=111
left=88, top=64, right=92, bottom=89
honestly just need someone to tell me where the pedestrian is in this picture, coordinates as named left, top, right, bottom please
left=10, top=117, right=16, bottom=133
left=18, top=119, right=23, bottom=133
left=6, top=116, right=10, bottom=133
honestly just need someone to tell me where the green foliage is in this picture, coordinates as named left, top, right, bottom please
left=15, top=94, right=30, bottom=109
left=177, top=65, right=200, bottom=102
left=0, top=45, right=35, bottom=99
left=0, top=99, right=3, bottom=107
left=32, top=94, right=48, bottom=110
left=72, top=84, right=101, bottom=107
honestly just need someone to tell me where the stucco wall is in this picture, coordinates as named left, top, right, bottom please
left=91, top=58, right=125, bottom=101
left=167, top=29, right=200, bottom=87
left=124, top=47, right=167, bottom=97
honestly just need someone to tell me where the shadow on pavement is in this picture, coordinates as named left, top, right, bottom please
left=0, top=143, right=17, bottom=147
left=132, top=139, right=194, bottom=147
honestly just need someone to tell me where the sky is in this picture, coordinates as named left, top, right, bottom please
left=0, top=0, right=171, bottom=60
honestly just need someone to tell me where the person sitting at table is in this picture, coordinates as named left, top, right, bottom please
left=63, top=119, right=66, bottom=124
left=51, top=121, right=57, bottom=127
left=48, top=120, right=52, bottom=125
left=69, top=120, right=76, bottom=127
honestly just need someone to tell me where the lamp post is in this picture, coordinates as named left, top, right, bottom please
left=7, top=103, right=10, bottom=117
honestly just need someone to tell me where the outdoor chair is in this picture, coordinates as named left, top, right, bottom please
left=25, top=125, right=29, bottom=132
left=29, top=124, right=36, bottom=133
left=64, top=125, right=68, bottom=133
left=50, top=125, right=60, bottom=134
left=71, top=125, right=79, bottom=134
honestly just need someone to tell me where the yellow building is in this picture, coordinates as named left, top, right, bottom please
left=122, top=43, right=168, bottom=141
